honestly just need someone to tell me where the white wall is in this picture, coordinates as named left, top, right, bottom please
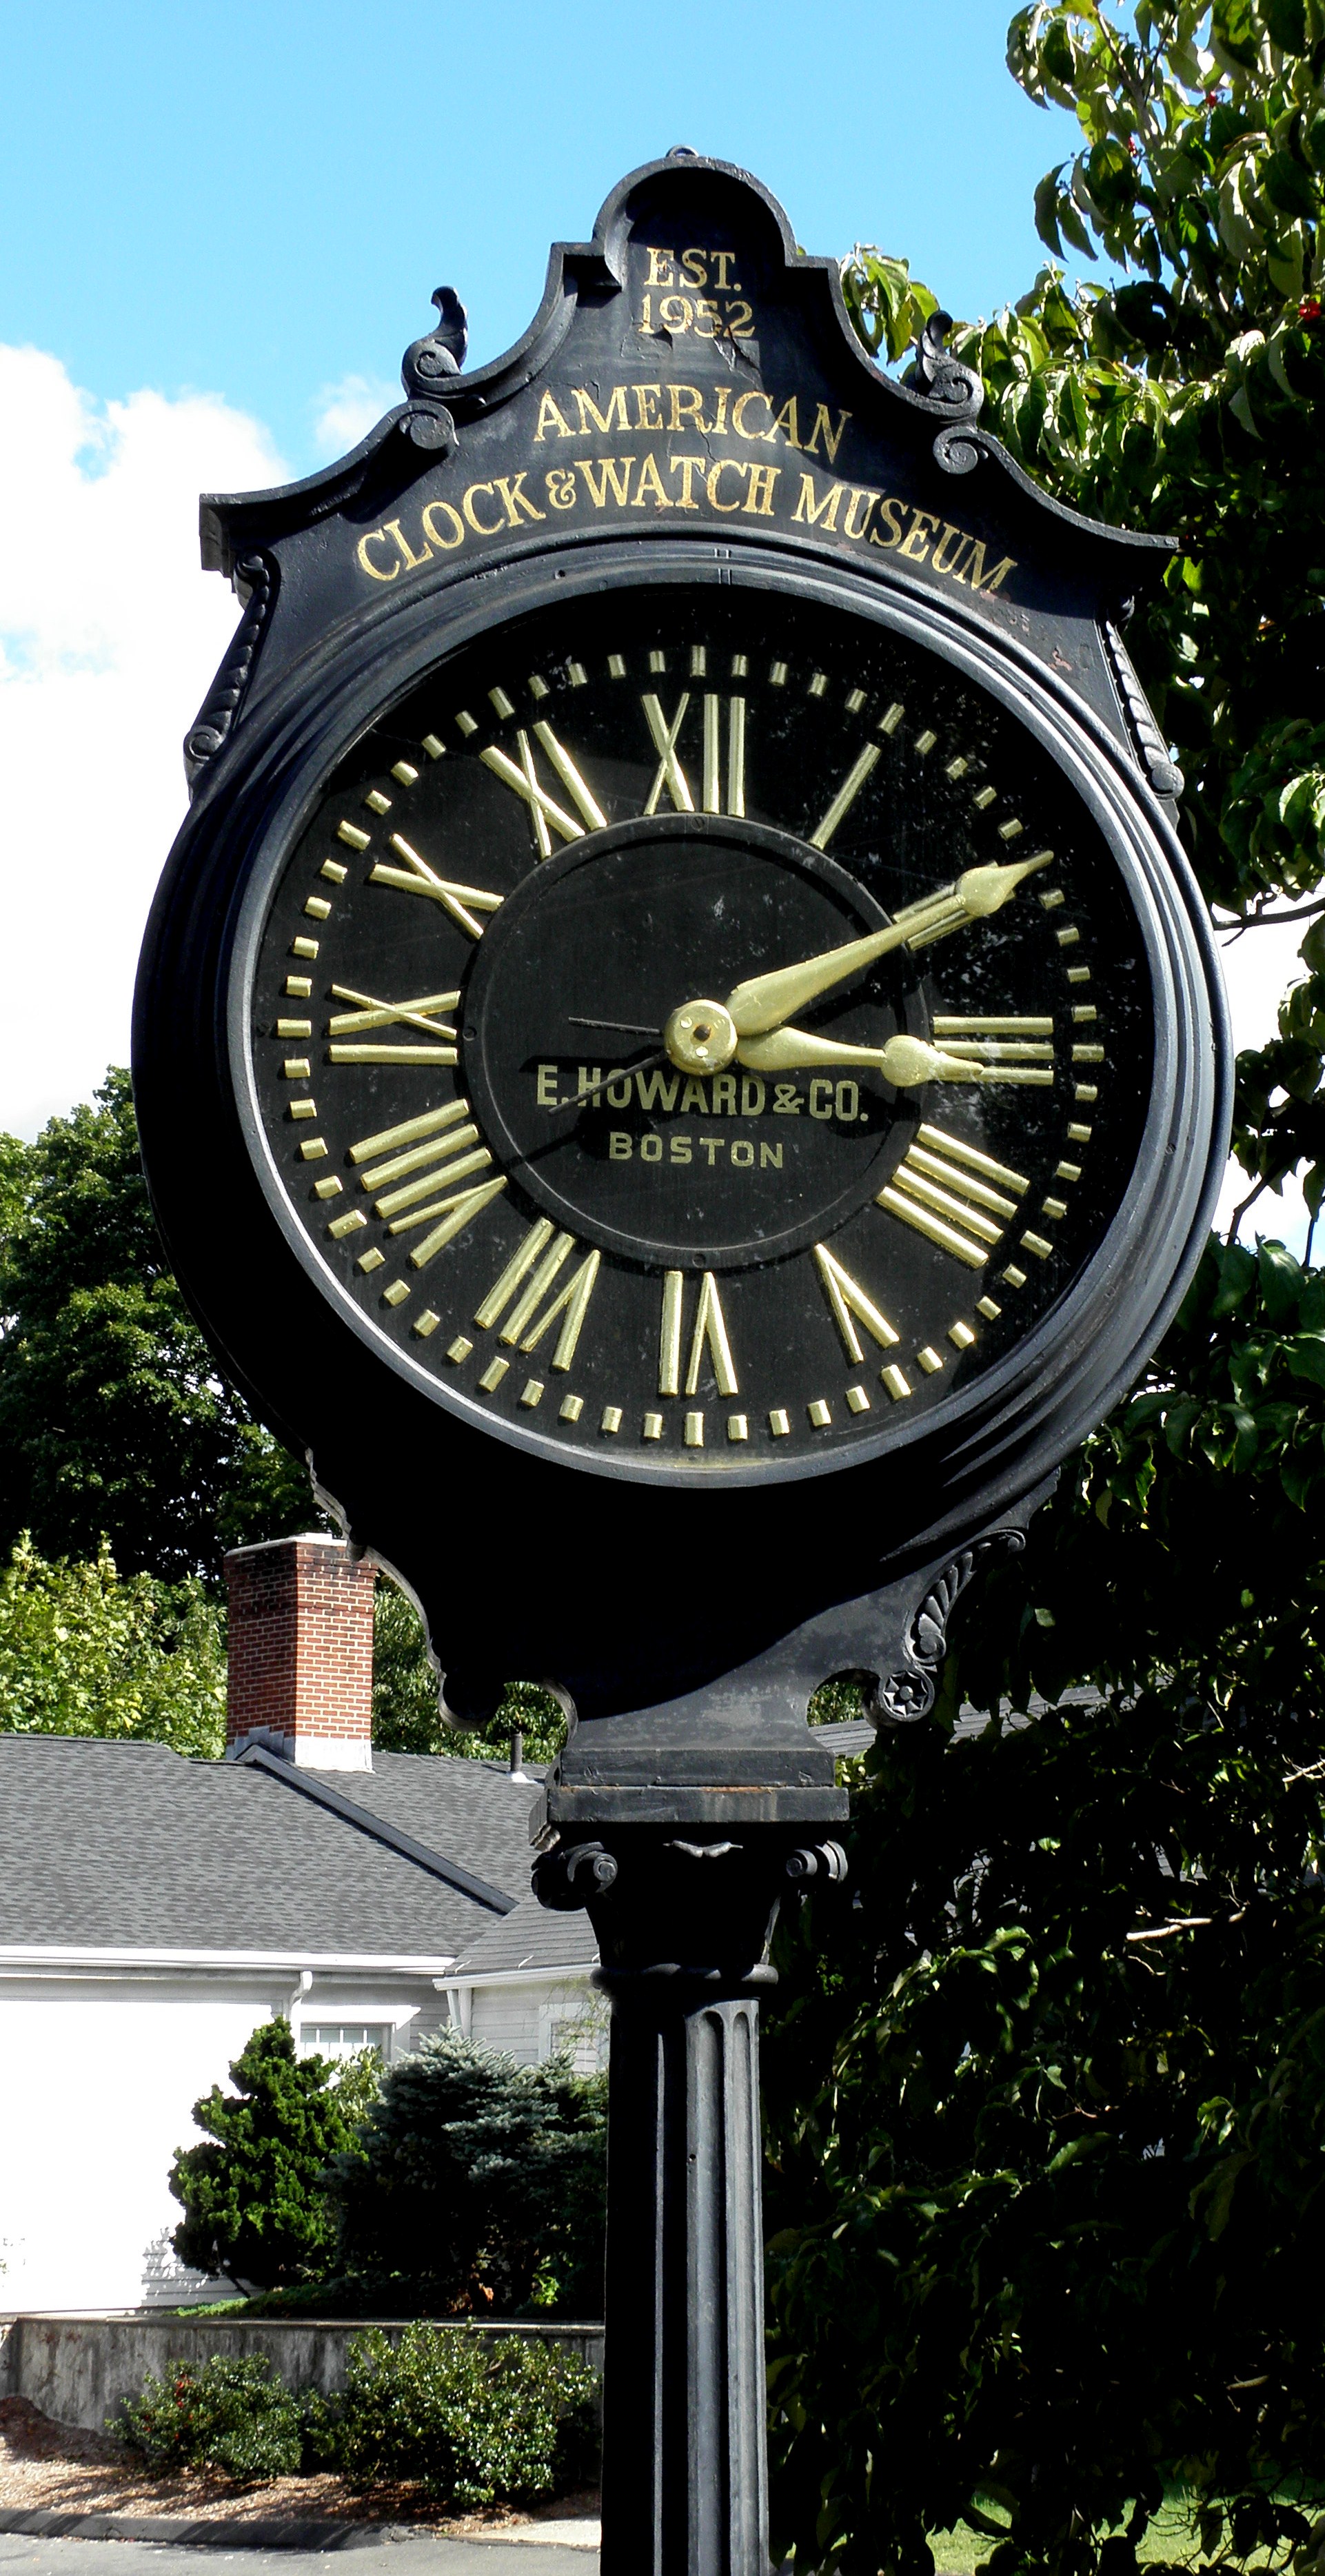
left=469, top=1976, right=606, bottom=2072
left=0, top=1976, right=292, bottom=2312
left=0, top=1967, right=600, bottom=2315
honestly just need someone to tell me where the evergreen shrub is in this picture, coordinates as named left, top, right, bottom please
left=333, top=2323, right=599, bottom=2506
left=117, top=2353, right=303, bottom=2484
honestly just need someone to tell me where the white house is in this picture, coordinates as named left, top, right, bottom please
left=0, top=1535, right=599, bottom=2314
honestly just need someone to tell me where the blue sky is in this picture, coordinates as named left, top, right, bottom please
left=2, top=0, right=1067, bottom=477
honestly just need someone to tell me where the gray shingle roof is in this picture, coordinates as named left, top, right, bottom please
left=300, top=1752, right=543, bottom=1906
left=0, top=1738, right=533, bottom=1958
left=452, top=1897, right=600, bottom=1979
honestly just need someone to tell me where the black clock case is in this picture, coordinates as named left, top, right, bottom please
left=135, top=531, right=1228, bottom=1732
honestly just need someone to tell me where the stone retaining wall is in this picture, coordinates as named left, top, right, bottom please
left=0, top=2312, right=604, bottom=2434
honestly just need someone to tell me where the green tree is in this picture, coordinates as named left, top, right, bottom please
left=0, top=1530, right=226, bottom=1754
left=0, top=1069, right=315, bottom=1581
left=330, top=2029, right=606, bottom=2318
left=766, top=8, right=1325, bottom=2570
left=372, top=1576, right=568, bottom=1763
left=170, top=2018, right=375, bottom=2291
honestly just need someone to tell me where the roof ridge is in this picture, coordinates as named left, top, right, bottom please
left=232, top=1747, right=516, bottom=1915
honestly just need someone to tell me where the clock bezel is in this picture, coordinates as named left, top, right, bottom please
left=200, top=540, right=1225, bottom=1497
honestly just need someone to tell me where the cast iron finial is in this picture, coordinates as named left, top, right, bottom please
left=400, top=286, right=469, bottom=452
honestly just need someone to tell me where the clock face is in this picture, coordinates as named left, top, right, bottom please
left=244, top=583, right=1152, bottom=1482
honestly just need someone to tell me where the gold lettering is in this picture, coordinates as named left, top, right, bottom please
left=930, top=520, right=967, bottom=576
left=534, top=392, right=574, bottom=442
left=382, top=516, right=432, bottom=571
left=680, top=247, right=708, bottom=287
left=462, top=483, right=505, bottom=536
left=680, top=1077, right=708, bottom=1115
left=804, top=404, right=851, bottom=464
left=955, top=539, right=1017, bottom=595
left=743, top=462, right=779, bottom=516
left=357, top=528, right=401, bottom=582
left=712, top=251, right=740, bottom=290
left=900, top=509, right=940, bottom=563
left=707, top=458, right=745, bottom=513
left=711, top=1073, right=737, bottom=1114
left=493, top=473, right=546, bottom=526
left=576, top=455, right=636, bottom=509
left=645, top=248, right=675, bottom=287
left=869, top=494, right=907, bottom=549
left=545, top=467, right=577, bottom=511
left=842, top=487, right=878, bottom=540
left=637, top=1067, right=680, bottom=1112
left=669, top=454, right=707, bottom=509
left=771, top=395, right=802, bottom=447
left=421, top=499, right=465, bottom=551
left=631, top=452, right=672, bottom=509
left=668, top=384, right=707, bottom=433
left=573, top=385, right=631, bottom=436
left=733, top=390, right=776, bottom=441
left=631, top=383, right=663, bottom=430
left=793, top=474, right=844, bottom=531
left=711, top=387, right=730, bottom=434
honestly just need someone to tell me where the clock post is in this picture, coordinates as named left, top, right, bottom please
left=134, top=150, right=1229, bottom=2576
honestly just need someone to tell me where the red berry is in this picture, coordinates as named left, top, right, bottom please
left=1299, top=298, right=1322, bottom=323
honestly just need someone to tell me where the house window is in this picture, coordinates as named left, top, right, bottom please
left=299, top=2022, right=392, bottom=2062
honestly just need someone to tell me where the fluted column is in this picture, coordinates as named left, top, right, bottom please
left=534, top=1826, right=847, bottom=2576
left=599, top=1975, right=769, bottom=2575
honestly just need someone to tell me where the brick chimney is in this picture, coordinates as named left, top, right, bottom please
left=225, top=1534, right=374, bottom=1770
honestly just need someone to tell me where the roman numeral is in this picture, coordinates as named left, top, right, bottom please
left=930, top=1015, right=1055, bottom=1086
left=704, top=696, right=746, bottom=817
left=481, top=723, right=606, bottom=856
left=876, top=1122, right=1029, bottom=1269
left=812, top=1244, right=900, bottom=1363
left=327, top=984, right=460, bottom=1065
left=642, top=694, right=694, bottom=814
left=407, top=1178, right=508, bottom=1268
left=473, top=1219, right=600, bottom=1370
left=370, top=835, right=503, bottom=937
left=659, top=1270, right=738, bottom=1398
left=809, top=743, right=882, bottom=849
left=643, top=693, right=747, bottom=818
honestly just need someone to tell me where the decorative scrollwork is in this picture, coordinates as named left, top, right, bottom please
left=183, top=554, right=275, bottom=791
left=904, top=310, right=984, bottom=474
left=1103, top=618, right=1184, bottom=807
left=400, top=286, right=467, bottom=454
left=871, top=1528, right=1028, bottom=1727
left=532, top=1838, right=618, bottom=1911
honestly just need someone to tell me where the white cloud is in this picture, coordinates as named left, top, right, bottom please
left=0, top=347, right=287, bottom=1139
left=311, top=374, right=398, bottom=460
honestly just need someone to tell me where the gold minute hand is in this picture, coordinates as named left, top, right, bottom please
left=724, top=853, right=1053, bottom=1038
left=736, top=1027, right=993, bottom=1086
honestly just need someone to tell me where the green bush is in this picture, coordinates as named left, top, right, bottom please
left=116, top=2353, right=303, bottom=2485
left=170, top=2018, right=378, bottom=2290
left=329, top=2030, right=605, bottom=2317
left=334, top=2323, right=598, bottom=2506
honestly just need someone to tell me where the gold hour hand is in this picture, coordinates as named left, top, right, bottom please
left=724, top=853, right=1053, bottom=1037
left=735, top=1027, right=993, bottom=1086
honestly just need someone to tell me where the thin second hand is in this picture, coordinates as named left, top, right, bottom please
left=567, top=1017, right=662, bottom=1037
left=564, top=1049, right=665, bottom=1111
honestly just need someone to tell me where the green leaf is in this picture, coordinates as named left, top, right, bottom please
left=1262, top=0, right=1308, bottom=48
